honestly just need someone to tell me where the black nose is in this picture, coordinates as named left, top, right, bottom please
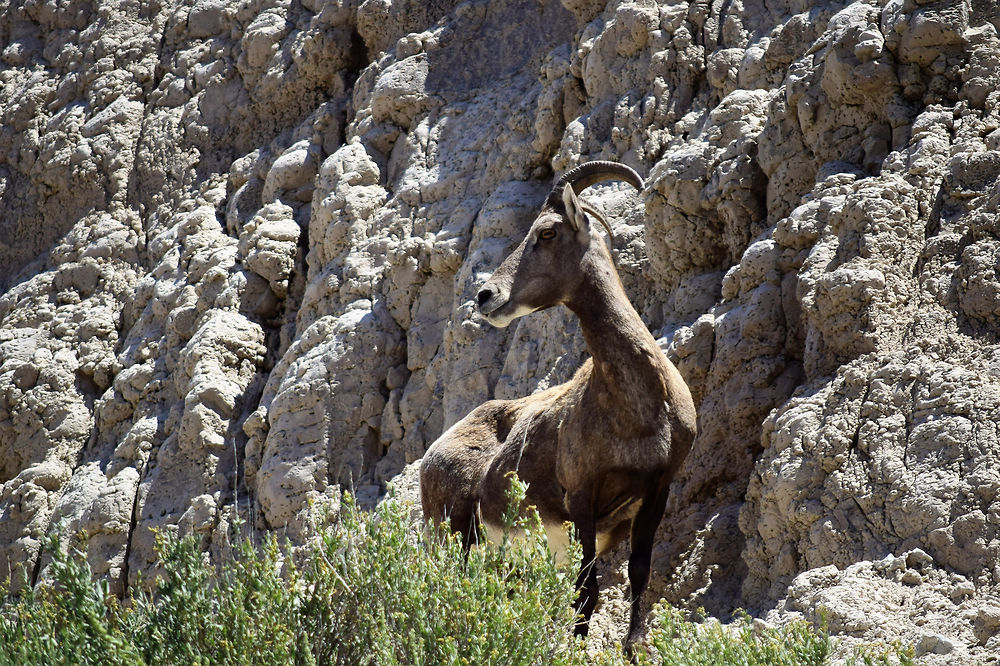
left=477, top=288, right=493, bottom=308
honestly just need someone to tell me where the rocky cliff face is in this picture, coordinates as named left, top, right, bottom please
left=2, top=0, right=999, bottom=659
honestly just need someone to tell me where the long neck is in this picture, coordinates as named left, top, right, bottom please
left=565, top=251, right=670, bottom=416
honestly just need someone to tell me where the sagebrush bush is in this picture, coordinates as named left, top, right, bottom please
left=648, top=606, right=913, bottom=666
left=295, top=478, right=588, bottom=665
left=0, top=479, right=590, bottom=666
left=0, top=478, right=909, bottom=666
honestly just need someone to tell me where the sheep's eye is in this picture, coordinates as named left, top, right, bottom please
left=539, top=228, right=557, bottom=241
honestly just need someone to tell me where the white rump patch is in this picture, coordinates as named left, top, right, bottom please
left=481, top=520, right=575, bottom=564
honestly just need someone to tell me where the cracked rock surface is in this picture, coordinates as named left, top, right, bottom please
left=2, top=0, right=1000, bottom=660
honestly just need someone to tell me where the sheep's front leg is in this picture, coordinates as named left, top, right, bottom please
left=568, top=490, right=598, bottom=636
left=623, top=476, right=671, bottom=656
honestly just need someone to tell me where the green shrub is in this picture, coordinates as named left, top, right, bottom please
left=0, top=479, right=911, bottom=666
left=644, top=604, right=912, bottom=666
left=0, top=533, right=143, bottom=666
left=127, top=533, right=301, bottom=665
left=0, top=478, right=591, bottom=666
left=294, top=477, right=588, bottom=666
left=647, top=606, right=831, bottom=666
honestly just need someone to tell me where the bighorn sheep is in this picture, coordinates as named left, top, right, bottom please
left=419, top=161, right=697, bottom=652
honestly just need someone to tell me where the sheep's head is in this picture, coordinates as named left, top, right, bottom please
left=476, top=161, right=643, bottom=328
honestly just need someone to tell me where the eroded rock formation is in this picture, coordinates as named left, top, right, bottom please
left=1, top=0, right=999, bottom=660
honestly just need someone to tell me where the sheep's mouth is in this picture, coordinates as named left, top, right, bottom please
left=480, top=299, right=539, bottom=329
left=479, top=298, right=514, bottom=328
left=477, top=294, right=505, bottom=319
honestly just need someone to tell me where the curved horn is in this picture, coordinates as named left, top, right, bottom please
left=579, top=201, right=614, bottom=246
left=544, top=161, right=644, bottom=209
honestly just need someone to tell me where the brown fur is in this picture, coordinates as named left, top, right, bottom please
left=420, top=165, right=697, bottom=654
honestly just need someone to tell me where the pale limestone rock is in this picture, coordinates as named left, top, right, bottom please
left=370, top=54, right=432, bottom=127
left=2, top=0, right=1000, bottom=661
left=249, top=303, right=404, bottom=536
left=239, top=202, right=301, bottom=298
left=768, top=552, right=987, bottom=663
left=262, top=140, right=319, bottom=204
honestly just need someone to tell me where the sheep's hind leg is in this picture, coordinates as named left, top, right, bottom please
left=419, top=463, right=480, bottom=550
left=450, top=502, right=481, bottom=551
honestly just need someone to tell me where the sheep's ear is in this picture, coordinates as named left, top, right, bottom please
left=562, top=183, right=588, bottom=233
